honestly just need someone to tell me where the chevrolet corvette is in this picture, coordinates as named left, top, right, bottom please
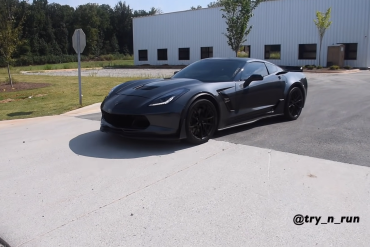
left=100, top=58, right=307, bottom=144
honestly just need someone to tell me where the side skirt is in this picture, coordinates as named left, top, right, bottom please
left=218, top=114, right=284, bottom=131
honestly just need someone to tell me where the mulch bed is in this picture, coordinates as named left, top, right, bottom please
left=0, top=82, right=51, bottom=92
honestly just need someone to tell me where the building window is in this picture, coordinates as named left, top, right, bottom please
left=265, top=45, right=281, bottom=59
left=201, top=47, right=213, bottom=59
left=157, top=49, right=167, bottom=60
left=298, top=44, right=317, bottom=60
left=179, top=48, right=190, bottom=60
left=138, top=50, right=148, bottom=61
left=238, top=45, right=250, bottom=58
left=340, top=43, right=358, bottom=60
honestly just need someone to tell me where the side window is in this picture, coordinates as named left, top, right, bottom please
left=241, top=62, right=268, bottom=79
left=265, top=63, right=280, bottom=74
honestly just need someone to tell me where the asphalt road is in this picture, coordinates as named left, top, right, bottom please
left=81, top=71, right=370, bottom=167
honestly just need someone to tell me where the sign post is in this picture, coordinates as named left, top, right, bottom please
left=72, top=29, right=86, bottom=106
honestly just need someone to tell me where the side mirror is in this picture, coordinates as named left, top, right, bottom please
left=174, top=71, right=179, bottom=75
left=243, top=74, right=263, bottom=88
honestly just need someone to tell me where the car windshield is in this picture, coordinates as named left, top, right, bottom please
left=172, top=59, right=246, bottom=82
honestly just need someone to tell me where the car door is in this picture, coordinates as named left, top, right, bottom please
left=235, top=62, right=284, bottom=121
left=265, top=62, right=286, bottom=101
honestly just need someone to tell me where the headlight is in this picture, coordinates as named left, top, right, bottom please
left=149, top=88, right=189, bottom=106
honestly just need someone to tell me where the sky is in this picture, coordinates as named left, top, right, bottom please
left=49, top=0, right=214, bottom=13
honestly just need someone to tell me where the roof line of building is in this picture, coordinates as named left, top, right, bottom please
left=132, top=0, right=280, bottom=19
left=132, top=6, right=221, bottom=19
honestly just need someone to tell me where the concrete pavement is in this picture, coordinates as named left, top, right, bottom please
left=1, top=109, right=370, bottom=246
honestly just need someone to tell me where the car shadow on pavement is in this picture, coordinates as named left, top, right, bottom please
left=69, top=130, right=193, bottom=159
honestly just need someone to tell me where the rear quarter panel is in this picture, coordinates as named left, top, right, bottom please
left=282, top=72, right=308, bottom=105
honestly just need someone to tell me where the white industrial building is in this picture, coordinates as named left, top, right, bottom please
left=133, top=0, right=370, bottom=68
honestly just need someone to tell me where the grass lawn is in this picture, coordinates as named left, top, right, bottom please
left=0, top=62, right=141, bottom=121
left=9, top=59, right=134, bottom=72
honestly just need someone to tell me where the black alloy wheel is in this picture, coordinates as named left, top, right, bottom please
left=285, top=87, right=304, bottom=120
left=185, top=99, right=218, bottom=144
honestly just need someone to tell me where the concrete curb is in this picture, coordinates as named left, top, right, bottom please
left=303, top=69, right=361, bottom=74
left=61, top=103, right=101, bottom=117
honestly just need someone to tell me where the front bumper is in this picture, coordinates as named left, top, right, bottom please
left=100, top=93, right=189, bottom=140
left=100, top=115, right=184, bottom=140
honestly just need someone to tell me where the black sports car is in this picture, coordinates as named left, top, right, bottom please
left=100, top=58, right=307, bottom=144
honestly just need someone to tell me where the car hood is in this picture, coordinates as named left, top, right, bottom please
left=113, top=78, right=202, bottom=98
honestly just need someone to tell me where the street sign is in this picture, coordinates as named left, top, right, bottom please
left=72, top=29, right=86, bottom=54
left=72, top=29, right=86, bottom=106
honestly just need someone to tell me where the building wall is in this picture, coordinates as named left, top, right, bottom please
left=247, top=0, right=370, bottom=68
left=133, top=7, right=234, bottom=65
left=133, top=0, right=370, bottom=68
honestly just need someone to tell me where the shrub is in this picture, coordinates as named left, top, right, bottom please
left=330, top=65, right=340, bottom=70
left=63, top=64, right=71, bottom=69
left=44, top=64, right=53, bottom=70
left=317, top=65, right=323, bottom=69
left=311, top=64, right=317, bottom=68
left=0, top=53, right=132, bottom=68
left=269, top=52, right=281, bottom=59
left=343, top=65, right=352, bottom=70
left=306, top=65, right=314, bottom=70
left=100, top=54, right=114, bottom=61
left=237, top=51, right=249, bottom=58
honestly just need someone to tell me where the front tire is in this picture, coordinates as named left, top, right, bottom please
left=185, top=99, right=218, bottom=145
left=285, top=87, right=304, bottom=120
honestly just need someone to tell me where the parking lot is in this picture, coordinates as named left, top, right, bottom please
left=1, top=71, right=370, bottom=246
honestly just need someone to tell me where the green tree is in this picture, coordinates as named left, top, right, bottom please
left=113, top=1, right=133, bottom=54
left=208, top=1, right=222, bottom=7
left=0, top=0, right=25, bottom=86
left=73, top=4, right=101, bottom=56
left=314, top=7, right=332, bottom=66
left=190, top=5, right=202, bottom=10
left=221, top=0, right=264, bottom=56
left=48, top=3, right=74, bottom=55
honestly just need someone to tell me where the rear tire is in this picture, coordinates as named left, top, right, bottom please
left=285, top=87, right=304, bottom=120
left=185, top=99, right=218, bottom=145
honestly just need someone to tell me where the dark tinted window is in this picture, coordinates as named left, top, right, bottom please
left=241, top=62, right=268, bottom=78
left=238, top=45, right=250, bottom=58
left=201, top=47, right=213, bottom=59
left=172, top=59, right=245, bottom=82
left=138, top=50, right=148, bottom=61
left=265, top=63, right=282, bottom=74
left=179, top=48, right=190, bottom=60
left=299, top=44, right=317, bottom=59
left=265, top=45, right=281, bottom=59
left=157, top=49, right=167, bottom=60
left=340, top=43, right=357, bottom=60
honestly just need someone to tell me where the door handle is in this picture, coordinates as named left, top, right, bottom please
left=278, top=76, right=281, bottom=80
